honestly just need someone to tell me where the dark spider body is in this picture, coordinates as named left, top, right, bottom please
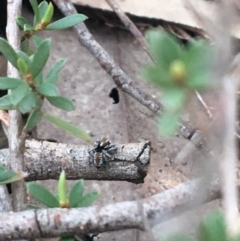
left=89, top=138, right=117, bottom=169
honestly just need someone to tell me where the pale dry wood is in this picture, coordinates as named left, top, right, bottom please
left=105, top=0, right=154, bottom=61
left=0, top=139, right=150, bottom=183
left=0, top=177, right=221, bottom=240
left=0, top=186, right=12, bottom=212
left=6, top=0, right=27, bottom=212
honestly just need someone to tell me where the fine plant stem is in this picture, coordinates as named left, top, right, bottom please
left=105, top=0, right=154, bottom=62
left=6, top=0, right=27, bottom=212
left=221, top=75, right=239, bottom=233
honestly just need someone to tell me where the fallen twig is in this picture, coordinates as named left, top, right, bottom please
left=0, top=139, right=150, bottom=183
left=0, top=177, right=221, bottom=240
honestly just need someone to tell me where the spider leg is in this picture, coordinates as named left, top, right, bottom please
left=102, top=149, right=115, bottom=162
left=106, top=145, right=117, bottom=155
left=93, top=140, right=100, bottom=149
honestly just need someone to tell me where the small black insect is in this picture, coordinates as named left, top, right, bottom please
left=89, top=138, right=117, bottom=169
left=109, top=87, right=119, bottom=104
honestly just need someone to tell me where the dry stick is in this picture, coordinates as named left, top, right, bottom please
left=6, top=0, right=27, bottom=212
left=221, top=75, right=239, bottom=233
left=52, top=0, right=195, bottom=140
left=0, top=177, right=221, bottom=240
left=105, top=0, right=213, bottom=121
left=105, top=0, right=154, bottom=61
left=0, top=139, right=150, bottom=183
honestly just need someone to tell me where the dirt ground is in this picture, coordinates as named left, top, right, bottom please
left=0, top=5, right=216, bottom=241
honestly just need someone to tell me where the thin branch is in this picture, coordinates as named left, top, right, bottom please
left=6, top=0, right=27, bottom=212
left=194, top=91, right=213, bottom=120
left=221, top=74, right=239, bottom=232
left=0, top=177, right=221, bottom=240
left=105, top=0, right=154, bottom=61
left=0, top=139, right=150, bottom=183
left=52, top=0, right=196, bottom=140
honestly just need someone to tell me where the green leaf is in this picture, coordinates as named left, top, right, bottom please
left=42, top=2, right=54, bottom=24
left=34, top=72, right=43, bottom=85
left=45, top=59, right=66, bottom=83
left=198, top=211, right=227, bottom=241
left=43, top=114, right=91, bottom=142
left=157, top=112, right=180, bottom=137
left=38, top=1, right=48, bottom=20
left=20, top=39, right=29, bottom=52
left=74, top=191, right=99, bottom=207
left=60, top=237, right=75, bottom=241
left=29, top=0, right=40, bottom=23
left=10, top=82, right=30, bottom=106
left=187, top=71, right=211, bottom=90
left=17, top=50, right=32, bottom=67
left=0, top=38, right=18, bottom=68
left=37, top=82, right=58, bottom=97
left=31, top=38, right=51, bottom=77
left=143, top=64, right=172, bottom=89
left=23, top=24, right=34, bottom=31
left=17, top=58, right=29, bottom=75
left=69, top=179, right=84, bottom=208
left=19, top=92, right=37, bottom=114
left=145, top=30, right=181, bottom=69
left=0, top=77, right=22, bottom=90
left=25, top=108, right=41, bottom=131
left=27, top=182, right=59, bottom=208
left=0, top=165, right=5, bottom=172
left=16, top=16, right=30, bottom=29
left=32, top=35, right=44, bottom=47
left=58, top=171, right=69, bottom=208
left=46, top=96, right=74, bottom=111
left=162, top=88, right=186, bottom=111
left=0, top=169, right=16, bottom=182
left=46, top=14, right=88, bottom=30
left=0, top=173, right=23, bottom=184
left=45, top=74, right=59, bottom=84
left=0, top=95, right=14, bottom=110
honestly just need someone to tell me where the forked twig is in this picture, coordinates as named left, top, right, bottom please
left=52, top=0, right=197, bottom=140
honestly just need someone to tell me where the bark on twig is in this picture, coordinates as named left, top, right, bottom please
left=6, top=0, right=27, bottom=212
left=105, top=0, right=154, bottom=61
left=0, top=139, right=150, bottom=183
left=0, top=177, right=221, bottom=240
left=52, top=0, right=196, bottom=140
left=0, top=186, right=12, bottom=212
